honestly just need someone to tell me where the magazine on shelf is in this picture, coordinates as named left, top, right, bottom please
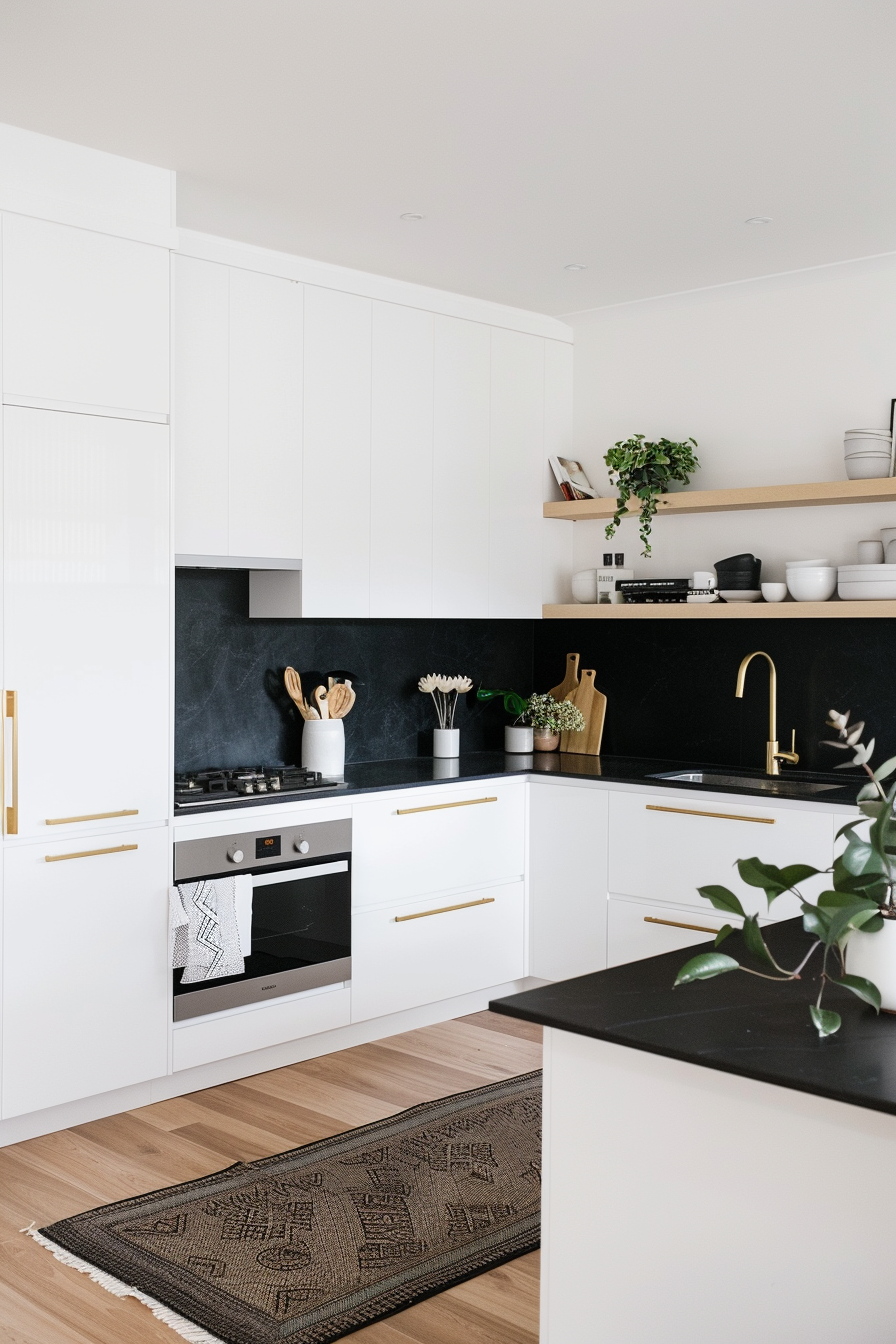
left=549, top=456, right=598, bottom=501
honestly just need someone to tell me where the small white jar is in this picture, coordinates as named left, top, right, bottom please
left=301, top=718, right=345, bottom=777
left=433, top=727, right=460, bottom=758
left=846, top=918, right=896, bottom=1012
left=571, top=569, right=598, bottom=604
left=505, top=725, right=534, bottom=753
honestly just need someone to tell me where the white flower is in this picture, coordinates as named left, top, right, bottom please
left=435, top=675, right=454, bottom=693
left=827, top=709, right=850, bottom=732
left=447, top=675, right=473, bottom=694
left=418, top=674, right=440, bottom=693
left=836, top=738, right=875, bottom=769
left=846, top=721, right=865, bottom=746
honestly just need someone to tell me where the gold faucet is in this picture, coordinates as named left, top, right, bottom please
left=735, top=651, right=799, bottom=776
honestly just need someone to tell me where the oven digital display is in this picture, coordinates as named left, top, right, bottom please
left=255, top=834, right=282, bottom=859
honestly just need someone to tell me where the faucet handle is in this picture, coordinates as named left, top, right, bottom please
left=777, top=729, right=799, bottom=765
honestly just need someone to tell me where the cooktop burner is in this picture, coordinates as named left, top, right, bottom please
left=174, top=766, right=346, bottom=811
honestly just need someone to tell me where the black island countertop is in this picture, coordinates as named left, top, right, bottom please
left=491, top=919, right=896, bottom=1118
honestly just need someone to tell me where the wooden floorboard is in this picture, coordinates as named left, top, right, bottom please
left=0, top=1010, right=542, bottom=1344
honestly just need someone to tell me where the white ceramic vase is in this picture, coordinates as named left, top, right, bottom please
left=505, top=725, right=534, bottom=753
left=846, top=917, right=896, bottom=1012
left=433, top=727, right=460, bottom=758
left=301, top=718, right=345, bottom=777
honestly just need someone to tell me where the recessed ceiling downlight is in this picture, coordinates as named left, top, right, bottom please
left=564, top=262, right=587, bottom=271
left=400, top=213, right=424, bottom=221
left=745, top=217, right=772, bottom=225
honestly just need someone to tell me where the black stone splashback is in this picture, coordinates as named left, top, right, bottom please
left=175, top=569, right=533, bottom=771
left=533, top=617, right=896, bottom=774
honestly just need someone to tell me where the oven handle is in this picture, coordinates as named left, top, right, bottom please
left=249, top=859, right=349, bottom=887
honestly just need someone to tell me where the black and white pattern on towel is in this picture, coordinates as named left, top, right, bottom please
left=171, top=876, right=245, bottom=982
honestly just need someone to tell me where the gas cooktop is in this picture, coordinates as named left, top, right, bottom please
left=174, top=766, right=347, bottom=812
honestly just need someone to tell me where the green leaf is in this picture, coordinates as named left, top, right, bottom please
left=696, top=885, right=746, bottom=918
left=809, top=1005, right=842, bottom=1037
left=856, top=783, right=880, bottom=803
left=802, top=905, right=830, bottom=940
left=831, top=974, right=881, bottom=1013
left=741, top=915, right=775, bottom=968
left=714, top=924, right=734, bottom=947
left=827, top=899, right=880, bottom=947
left=862, top=913, right=885, bottom=933
left=873, top=755, right=896, bottom=782
left=817, top=889, right=859, bottom=909
left=674, top=952, right=740, bottom=986
left=859, top=802, right=886, bottom=819
left=736, top=858, right=819, bottom=904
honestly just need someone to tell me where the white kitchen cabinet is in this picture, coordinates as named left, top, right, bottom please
left=3, top=407, right=169, bottom=836
left=529, top=782, right=608, bottom=980
left=606, top=895, right=769, bottom=968
left=608, top=789, right=833, bottom=922
left=351, top=879, right=525, bottom=1022
left=172, top=255, right=303, bottom=561
left=2, top=213, right=169, bottom=416
left=370, top=301, right=434, bottom=616
left=302, top=285, right=372, bottom=616
left=1, top=826, right=169, bottom=1117
left=432, top=317, right=491, bottom=618
left=352, top=783, right=525, bottom=907
left=172, top=985, right=351, bottom=1072
left=489, top=328, right=544, bottom=618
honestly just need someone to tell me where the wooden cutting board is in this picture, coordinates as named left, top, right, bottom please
left=549, top=652, right=580, bottom=703
left=560, top=667, right=606, bottom=755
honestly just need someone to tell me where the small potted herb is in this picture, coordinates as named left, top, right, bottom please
left=476, top=687, right=534, bottom=753
left=525, top=693, right=586, bottom=752
left=604, top=434, right=699, bottom=556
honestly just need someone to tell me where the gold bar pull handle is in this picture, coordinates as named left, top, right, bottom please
left=396, top=797, right=497, bottom=816
left=46, top=843, right=138, bottom=864
left=45, top=808, right=138, bottom=826
left=646, top=804, right=774, bottom=825
left=4, top=690, right=18, bottom=836
left=644, top=916, right=722, bottom=935
left=395, top=896, right=495, bottom=922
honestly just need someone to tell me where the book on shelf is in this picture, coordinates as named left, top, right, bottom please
left=549, top=456, right=598, bottom=501
left=616, top=578, right=690, bottom=593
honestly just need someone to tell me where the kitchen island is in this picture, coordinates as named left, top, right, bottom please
left=492, top=919, right=896, bottom=1344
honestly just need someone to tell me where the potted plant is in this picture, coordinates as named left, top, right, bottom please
left=476, top=687, right=534, bottom=753
left=418, top=673, right=473, bottom=758
left=604, top=434, right=700, bottom=556
left=675, top=710, right=896, bottom=1037
left=525, top=692, right=586, bottom=751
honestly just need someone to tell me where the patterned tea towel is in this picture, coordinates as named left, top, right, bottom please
left=170, top=876, right=245, bottom=982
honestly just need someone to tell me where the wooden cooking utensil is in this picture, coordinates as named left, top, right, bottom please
left=327, top=683, right=351, bottom=718
left=314, top=685, right=329, bottom=719
left=549, top=652, right=580, bottom=703
left=560, top=667, right=606, bottom=755
left=284, top=667, right=314, bottom=721
left=332, top=685, right=356, bottom=718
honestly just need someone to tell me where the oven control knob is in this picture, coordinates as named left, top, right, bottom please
left=226, top=845, right=244, bottom=864
left=295, top=838, right=310, bottom=855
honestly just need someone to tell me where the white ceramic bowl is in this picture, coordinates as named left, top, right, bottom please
left=786, top=566, right=837, bottom=602
left=845, top=453, right=892, bottom=480
left=571, top=568, right=597, bottom=603
left=838, top=564, right=896, bottom=601
left=785, top=558, right=831, bottom=569
left=719, top=589, right=762, bottom=602
left=761, top=582, right=788, bottom=603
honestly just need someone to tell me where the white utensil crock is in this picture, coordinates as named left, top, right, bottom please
left=846, top=918, right=896, bottom=1011
left=433, top=728, right=460, bottom=758
left=301, top=718, right=345, bottom=776
left=505, top=725, right=534, bottom=753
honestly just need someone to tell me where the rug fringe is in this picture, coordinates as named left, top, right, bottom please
left=22, top=1224, right=227, bottom=1344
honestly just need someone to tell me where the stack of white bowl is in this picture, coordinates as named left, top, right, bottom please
left=844, top=429, right=893, bottom=480
left=785, top=559, right=836, bottom=602
left=837, top=534, right=896, bottom=599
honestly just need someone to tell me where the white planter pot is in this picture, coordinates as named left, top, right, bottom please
left=432, top=756, right=460, bottom=778
left=846, top=917, right=896, bottom=1011
left=301, top=718, right=345, bottom=777
left=433, top=727, right=460, bottom=758
left=505, top=725, right=534, bottom=753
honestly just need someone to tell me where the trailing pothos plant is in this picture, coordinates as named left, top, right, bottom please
left=675, top=711, right=896, bottom=1037
left=604, top=434, right=699, bottom=556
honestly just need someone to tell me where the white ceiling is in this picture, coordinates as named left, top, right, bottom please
left=0, top=0, right=894, bottom=315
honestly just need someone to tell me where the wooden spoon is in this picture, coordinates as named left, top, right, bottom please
left=314, top=685, right=329, bottom=719
left=284, top=667, right=314, bottom=720
left=327, top=684, right=352, bottom=718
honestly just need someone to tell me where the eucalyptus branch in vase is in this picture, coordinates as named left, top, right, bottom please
left=417, top=674, right=473, bottom=729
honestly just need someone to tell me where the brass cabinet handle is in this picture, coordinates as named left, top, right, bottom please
left=395, top=896, right=495, bottom=922
left=396, top=796, right=497, bottom=816
left=4, top=690, right=17, bottom=836
left=45, top=843, right=138, bottom=864
left=46, top=808, right=139, bottom=826
left=644, top=915, right=722, bottom=935
left=646, top=803, right=774, bottom=825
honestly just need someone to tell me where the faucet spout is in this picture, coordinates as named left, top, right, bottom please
left=735, top=650, right=799, bottom=776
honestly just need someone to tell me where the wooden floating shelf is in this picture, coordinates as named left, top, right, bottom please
left=543, top=600, right=896, bottom=619
left=544, top=476, right=896, bottom=521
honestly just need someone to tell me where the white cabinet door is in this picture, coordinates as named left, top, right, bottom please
left=529, top=783, right=608, bottom=980
left=229, top=268, right=303, bottom=559
left=302, top=286, right=372, bottom=616
left=606, top=895, right=770, bottom=968
left=351, top=880, right=525, bottom=1022
left=2, top=213, right=169, bottom=415
left=489, top=329, right=544, bottom=617
left=4, top=407, right=169, bottom=836
left=370, top=301, right=433, bottom=616
left=432, top=317, right=491, bottom=617
left=2, top=826, right=169, bottom=1117
left=172, top=254, right=229, bottom=556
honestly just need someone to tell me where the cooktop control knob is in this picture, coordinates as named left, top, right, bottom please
left=295, top=838, right=310, bottom=855
left=226, top=845, right=244, bottom=864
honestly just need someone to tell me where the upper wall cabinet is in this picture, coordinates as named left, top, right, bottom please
left=1, top=213, right=169, bottom=416
left=173, top=255, right=303, bottom=563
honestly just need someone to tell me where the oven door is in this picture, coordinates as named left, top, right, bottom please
left=173, top=858, right=351, bottom=1021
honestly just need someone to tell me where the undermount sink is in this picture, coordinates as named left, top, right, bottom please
left=648, top=770, right=845, bottom=795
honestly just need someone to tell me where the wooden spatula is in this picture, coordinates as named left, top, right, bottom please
left=285, top=667, right=316, bottom=720
left=314, top=685, right=329, bottom=719
left=328, top=684, right=354, bottom=718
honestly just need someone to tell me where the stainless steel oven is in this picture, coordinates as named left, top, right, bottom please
left=173, top=817, right=351, bottom=1021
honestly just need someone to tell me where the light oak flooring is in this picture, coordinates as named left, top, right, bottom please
left=0, top=1010, right=542, bottom=1344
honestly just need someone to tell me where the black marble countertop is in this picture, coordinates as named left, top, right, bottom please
left=491, top=919, right=896, bottom=1118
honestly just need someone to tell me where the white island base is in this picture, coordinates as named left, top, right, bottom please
left=541, top=1027, right=896, bottom=1344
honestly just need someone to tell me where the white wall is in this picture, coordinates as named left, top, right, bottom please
left=564, top=254, right=896, bottom=585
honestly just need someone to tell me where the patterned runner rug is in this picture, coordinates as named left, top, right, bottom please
left=30, top=1070, right=541, bottom=1344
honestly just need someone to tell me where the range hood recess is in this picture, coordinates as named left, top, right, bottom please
left=174, top=556, right=303, bottom=618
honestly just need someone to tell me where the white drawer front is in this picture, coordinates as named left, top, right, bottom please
left=609, top=790, right=833, bottom=921
left=352, top=783, right=525, bottom=906
left=351, top=880, right=525, bottom=1022
left=608, top=896, right=768, bottom=968
left=172, top=986, right=351, bottom=1072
